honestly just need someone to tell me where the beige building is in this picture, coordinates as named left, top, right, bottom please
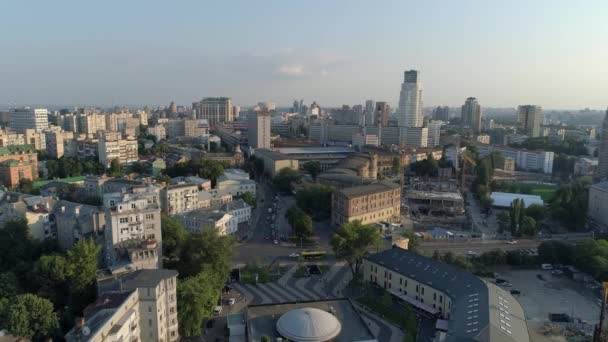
left=248, top=111, right=271, bottom=148
left=161, top=183, right=200, bottom=215
left=331, top=181, right=401, bottom=227
left=45, top=128, right=74, bottom=158
left=255, top=149, right=299, bottom=177
left=363, top=247, right=529, bottom=342
left=98, top=132, right=138, bottom=167
left=66, top=269, right=179, bottom=342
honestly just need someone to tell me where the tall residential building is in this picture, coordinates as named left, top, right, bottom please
left=103, top=186, right=162, bottom=270
left=432, top=106, right=450, bottom=121
left=9, top=108, right=49, bottom=133
left=98, top=132, right=138, bottom=167
left=45, top=128, right=74, bottom=159
left=596, top=109, right=608, bottom=181
left=517, top=105, right=543, bottom=137
left=364, top=100, right=375, bottom=126
left=66, top=269, right=179, bottom=342
left=397, top=70, right=423, bottom=128
left=192, top=97, right=233, bottom=124
left=461, top=97, right=482, bottom=133
left=375, top=102, right=390, bottom=127
left=426, top=120, right=444, bottom=147
left=248, top=111, right=271, bottom=149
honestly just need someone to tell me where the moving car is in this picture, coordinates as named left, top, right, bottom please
left=506, top=240, right=518, bottom=244
left=289, top=253, right=300, bottom=258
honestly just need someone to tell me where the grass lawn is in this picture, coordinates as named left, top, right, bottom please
left=33, top=176, right=85, bottom=188
left=528, top=185, right=556, bottom=201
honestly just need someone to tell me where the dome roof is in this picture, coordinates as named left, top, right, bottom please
left=276, top=307, right=342, bottom=342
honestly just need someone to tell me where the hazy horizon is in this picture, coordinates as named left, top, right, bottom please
left=2, top=0, right=607, bottom=109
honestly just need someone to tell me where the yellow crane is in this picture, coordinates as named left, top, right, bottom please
left=460, top=150, right=477, bottom=191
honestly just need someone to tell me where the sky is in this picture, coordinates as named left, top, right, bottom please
left=1, top=0, right=607, bottom=110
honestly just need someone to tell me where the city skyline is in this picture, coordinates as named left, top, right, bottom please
left=1, top=1, right=607, bottom=109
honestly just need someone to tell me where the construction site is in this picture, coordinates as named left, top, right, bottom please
left=403, top=178, right=468, bottom=231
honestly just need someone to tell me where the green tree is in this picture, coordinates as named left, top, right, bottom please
left=392, top=157, right=401, bottom=175
left=549, top=178, right=590, bottom=230
left=272, top=167, right=301, bottom=193
left=401, top=230, right=419, bottom=251
left=538, top=241, right=574, bottom=265
left=0, top=219, right=36, bottom=271
left=479, top=194, right=494, bottom=213
left=403, top=303, right=417, bottom=341
left=303, top=161, right=322, bottom=181
left=0, top=272, right=20, bottom=298
left=156, top=173, right=171, bottom=184
left=525, top=204, right=546, bottom=223
left=240, top=191, right=256, bottom=208
left=178, top=230, right=235, bottom=278
left=177, top=270, right=223, bottom=337
left=0, top=293, right=59, bottom=340
left=496, top=211, right=510, bottom=234
left=331, top=220, right=381, bottom=277
left=161, top=214, right=186, bottom=259
left=295, top=184, right=334, bottom=219
left=293, top=211, right=313, bottom=239
left=66, top=238, right=101, bottom=293
left=198, top=159, right=225, bottom=184
left=18, top=178, right=35, bottom=193
left=108, top=158, right=123, bottom=177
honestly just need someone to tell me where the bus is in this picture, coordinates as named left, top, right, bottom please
left=301, top=250, right=327, bottom=260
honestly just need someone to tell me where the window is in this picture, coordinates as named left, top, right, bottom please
left=416, top=285, right=419, bottom=292
left=399, top=278, right=402, bottom=285
left=145, top=214, right=155, bottom=220
left=120, top=217, right=128, bottom=223
left=421, top=287, right=425, bottom=295
left=440, top=295, right=443, bottom=303
left=433, top=292, right=436, bottom=301
left=148, top=319, right=152, bottom=327
left=148, top=306, right=152, bottom=313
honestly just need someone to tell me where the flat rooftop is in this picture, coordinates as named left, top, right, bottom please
left=276, top=146, right=355, bottom=155
left=246, top=299, right=376, bottom=342
left=338, top=181, right=400, bottom=198
left=407, top=190, right=464, bottom=201
left=490, top=192, right=543, bottom=208
left=255, top=149, right=292, bottom=160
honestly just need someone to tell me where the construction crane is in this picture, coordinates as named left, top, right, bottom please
left=460, top=149, right=477, bottom=191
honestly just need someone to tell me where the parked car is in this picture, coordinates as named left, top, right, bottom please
left=510, top=289, right=521, bottom=295
left=289, top=253, right=300, bottom=258
left=213, top=306, right=222, bottom=315
left=225, top=298, right=236, bottom=306
left=273, top=240, right=279, bottom=245
left=541, top=263, right=553, bottom=270
left=466, top=250, right=478, bottom=256
left=506, top=240, right=518, bottom=244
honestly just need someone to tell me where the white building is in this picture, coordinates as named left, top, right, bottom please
left=161, top=183, right=201, bottom=215
left=103, top=186, right=162, bottom=270
left=216, top=169, right=256, bottom=197
left=248, top=111, right=271, bottom=149
left=148, top=125, right=166, bottom=141
left=403, top=127, right=428, bottom=147
left=98, top=132, right=138, bottom=167
left=177, top=210, right=238, bottom=235
left=222, top=199, right=252, bottom=224
left=426, top=120, right=443, bottom=147
left=476, top=134, right=491, bottom=144
left=9, top=108, right=49, bottom=133
left=493, top=146, right=554, bottom=174
left=397, top=70, right=423, bottom=128
left=352, top=133, right=380, bottom=148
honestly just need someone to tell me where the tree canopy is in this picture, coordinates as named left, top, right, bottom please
left=331, top=220, right=381, bottom=277
left=549, top=178, right=590, bottom=230
left=410, top=154, right=439, bottom=177
left=178, top=229, right=235, bottom=278
left=0, top=293, right=59, bottom=340
left=177, top=269, right=223, bottom=337
left=272, top=167, right=301, bottom=193
left=303, top=161, right=322, bottom=181
left=240, top=191, right=256, bottom=208
left=161, top=214, right=186, bottom=260
left=165, top=158, right=225, bottom=185
left=295, top=184, right=333, bottom=219
left=287, top=206, right=313, bottom=239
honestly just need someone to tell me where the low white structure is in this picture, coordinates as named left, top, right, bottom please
left=490, top=192, right=543, bottom=208
left=176, top=209, right=237, bottom=235
left=276, top=308, right=342, bottom=342
left=216, top=169, right=256, bottom=196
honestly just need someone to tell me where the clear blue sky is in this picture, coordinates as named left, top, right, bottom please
left=1, top=0, right=607, bottom=109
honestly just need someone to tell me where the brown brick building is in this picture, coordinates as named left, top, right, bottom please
left=331, top=181, right=401, bottom=227
left=0, top=145, right=38, bottom=188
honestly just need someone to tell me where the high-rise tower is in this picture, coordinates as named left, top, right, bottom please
left=397, top=70, right=423, bottom=128
left=516, top=105, right=543, bottom=137
left=461, top=97, right=482, bottom=134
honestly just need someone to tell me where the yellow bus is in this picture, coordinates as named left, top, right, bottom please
left=301, top=250, right=327, bottom=260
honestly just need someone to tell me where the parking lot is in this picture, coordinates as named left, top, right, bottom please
left=496, top=268, right=600, bottom=323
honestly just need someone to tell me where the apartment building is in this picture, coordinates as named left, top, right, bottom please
left=192, top=97, right=234, bottom=124
left=148, top=124, right=167, bottom=141
left=64, top=135, right=100, bottom=160
left=66, top=269, right=179, bottom=342
left=45, top=129, right=74, bottom=158
left=363, top=247, right=529, bottom=342
left=331, top=181, right=401, bottom=227
left=9, top=108, right=49, bottom=133
left=161, top=183, right=200, bottom=215
left=216, top=169, right=256, bottom=196
left=98, top=132, right=138, bottom=167
left=176, top=209, right=238, bottom=235
left=54, top=200, right=105, bottom=250
left=103, top=186, right=162, bottom=270
left=254, top=149, right=299, bottom=177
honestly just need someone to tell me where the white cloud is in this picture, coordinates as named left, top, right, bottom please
left=275, top=64, right=305, bottom=76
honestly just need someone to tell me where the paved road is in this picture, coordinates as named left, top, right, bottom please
left=417, top=239, right=540, bottom=256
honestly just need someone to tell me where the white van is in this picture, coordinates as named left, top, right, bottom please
left=541, top=263, right=553, bottom=270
